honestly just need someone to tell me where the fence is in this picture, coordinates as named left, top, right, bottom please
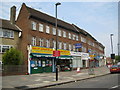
left=2, top=65, right=27, bottom=76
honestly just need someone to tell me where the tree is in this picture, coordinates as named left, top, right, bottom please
left=115, top=55, right=120, bottom=63
left=2, top=48, right=24, bottom=65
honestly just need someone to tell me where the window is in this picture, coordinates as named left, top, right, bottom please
left=0, top=45, right=12, bottom=53
left=68, top=33, right=71, bottom=39
left=76, top=35, right=78, bottom=41
left=31, top=21, right=36, bottom=30
left=2, top=30, right=14, bottom=38
left=69, top=44, right=72, bottom=51
left=82, top=46, right=87, bottom=52
left=39, top=24, right=43, bottom=32
left=32, top=37, right=36, bottom=46
left=46, top=39, right=50, bottom=47
left=58, top=29, right=61, bottom=36
left=81, top=37, right=86, bottom=43
left=39, top=38, right=44, bottom=47
left=52, top=28, right=56, bottom=35
left=0, top=29, right=2, bottom=37
left=46, top=26, right=50, bottom=34
left=73, top=34, right=76, bottom=40
left=53, top=40, right=56, bottom=49
left=59, top=42, right=62, bottom=49
left=63, top=31, right=66, bottom=37
left=73, top=45, right=75, bottom=51
left=63, top=43, right=66, bottom=50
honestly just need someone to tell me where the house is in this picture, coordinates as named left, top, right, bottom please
left=15, top=3, right=105, bottom=74
left=0, top=6, right=21, bottom=64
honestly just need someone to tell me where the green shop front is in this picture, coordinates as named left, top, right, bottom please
left=29, top=46, right=72, bottom=74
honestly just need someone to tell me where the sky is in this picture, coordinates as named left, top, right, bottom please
left=0, top=0, right=119, bottom=57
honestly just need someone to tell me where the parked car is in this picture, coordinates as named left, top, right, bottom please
left=110, top=65, right=120, bottom=73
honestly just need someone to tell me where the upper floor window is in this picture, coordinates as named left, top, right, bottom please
left=68, top=33, right=71, bottom=39
left=31, top=21, right=36, bottom=30
left=81, top=37, right=86, bottom=43
left=32, top=37, right=36, bottom=46
left=63, top=43, right=66, bottom=50
left=76, top=35, right=78, bottom=41
left=69, top=44, right=72, bottom=51
left=39, top=38, right=44, bottom=47
left=52, top=28, right=56, bottom=35
left=73, top=34, right=76, bottom=40
left=46, top=39, right=50, bottom=48
left=63, top=31, right=66, bottom=37
left=58, top=29, right=62, bottom=36
left=39, top=23, right=43, bottom=32
left=0, top=29, right=14, bottom=38
left=82, top=46, right=87, bottom=52
left=53, top=40, right=56, bottom=49
left=73, top=45, right=75, bottom=51
left=46, top=26, right=50, bottom=34
left=59, top=42, right=62, bottom=49
left=0, top=45, right=12, bottom=53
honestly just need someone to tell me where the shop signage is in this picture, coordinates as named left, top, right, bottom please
left=75, top=43, right=82, bottom=48
left=32, top=46, right=53, bottom=54
left=70, top=51, right=82, bottom=56
left=58, top=49, right=70, bottom=56
left=31, top=46, right=70, bottom=56
left=53, top=51, right=60, bottom=57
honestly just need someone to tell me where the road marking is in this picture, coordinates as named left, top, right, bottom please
left=111, top=85, right=120, bottom=89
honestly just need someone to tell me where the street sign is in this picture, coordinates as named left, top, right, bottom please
left=53, top=51, right=60, bottom=57
left=75, top=43, right=82, bottom=48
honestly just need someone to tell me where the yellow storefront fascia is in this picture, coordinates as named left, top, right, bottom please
left=31, top=46, right=70, bottom=56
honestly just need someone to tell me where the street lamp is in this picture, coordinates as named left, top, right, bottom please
left=110, top=34, right=114, bottom=54
left=55, top=2, right=61, bottom=81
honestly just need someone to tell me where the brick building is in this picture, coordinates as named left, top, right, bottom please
left=15, top=3, right=105, bottom=74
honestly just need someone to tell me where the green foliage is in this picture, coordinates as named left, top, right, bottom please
left=115, top=55, right=120, bottom=62
left=2, top=48, right=24, bottom=65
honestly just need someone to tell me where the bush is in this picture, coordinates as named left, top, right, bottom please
left=2, top=48, right=24, bottom=65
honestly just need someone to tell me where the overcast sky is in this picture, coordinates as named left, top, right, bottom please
left=0, top=0, right=119, bottom=57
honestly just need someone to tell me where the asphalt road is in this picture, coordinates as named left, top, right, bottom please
left=44, top=73, right=120, bottom=89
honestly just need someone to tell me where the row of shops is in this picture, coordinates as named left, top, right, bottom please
left=27, top=46, right=105, bottom=74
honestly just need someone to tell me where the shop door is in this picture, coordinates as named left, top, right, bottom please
left=82, top=60, right=86, bottom=68
left=42, top=60, right=52, bottom=73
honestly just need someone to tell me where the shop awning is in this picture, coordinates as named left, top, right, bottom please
left=58, top=56, right=73, bottom=59
left=31, top=53, right=53, bottom=57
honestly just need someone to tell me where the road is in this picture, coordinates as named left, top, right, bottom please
left=43, top=74, right=119, bottom=89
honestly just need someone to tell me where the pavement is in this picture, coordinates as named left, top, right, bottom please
left=2, top=66, right=110, bottom=89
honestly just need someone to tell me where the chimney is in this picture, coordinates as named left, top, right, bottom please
left=10, top=6, right=16, bottom=24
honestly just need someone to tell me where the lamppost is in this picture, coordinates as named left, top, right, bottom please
left=110, top=34, right=115, bottom=64
left=110, top=34, right=114, bottom=54
left=55, top=2, right=61, bottom=81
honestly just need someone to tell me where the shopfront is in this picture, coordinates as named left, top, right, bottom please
left=28, top=46, right=72, bottom=74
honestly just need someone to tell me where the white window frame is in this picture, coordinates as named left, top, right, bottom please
left=39, top=38, right=44, bottom=47
left=58, top=29, right=62, bottom=36
left=63, top=31, right=66, bottom=37
left=73, top=45, right=75, bottom=51
left=68, top=33, right=71, bottom=39
left=39, top=23, right=43, bottom=32
left=46, top=25, right=50, bottom=34
left=76, top=35, right=78, bottom=41
left=52, top=28, right=56, bottom=35
left=69, top=44, right=72, bottom=51
left=59, top=42, right=62, bottom=49
left=31, top=21, right=36, bottom=30
left=32, top=37, right=36, bottom=46
left=46, top=39, right=50, bottom=48
left=73, top=34, right=76, bottom=40
left=63, top=43, right=66, bottom=50
left=0, top=45, right=13, bottom=53
left=53, top=40, right=56, bottom=49
left=1, top=29, right=14, bottom=38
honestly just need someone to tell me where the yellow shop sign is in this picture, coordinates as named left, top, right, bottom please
left=32, top=46, right=53, bottom=54
left=31, top=46, right=70, bottom=56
